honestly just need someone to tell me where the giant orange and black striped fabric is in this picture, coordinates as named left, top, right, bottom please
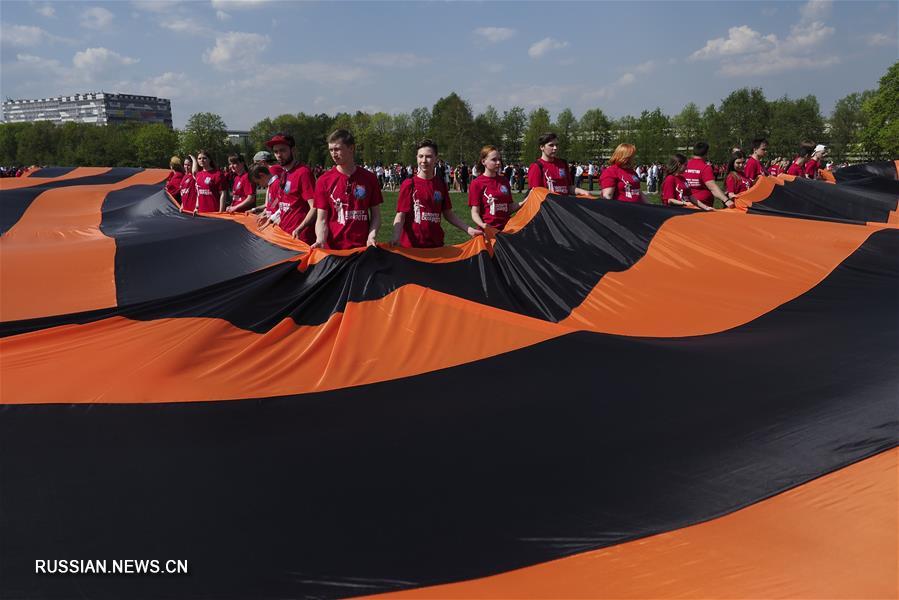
left=1, top=165, right=896, bottom=599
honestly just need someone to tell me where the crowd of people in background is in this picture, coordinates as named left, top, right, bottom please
left=161, top=129, right=840, bottom=251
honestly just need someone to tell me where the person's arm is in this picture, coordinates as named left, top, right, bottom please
left=366, top=206, right=380, bottom=247
left=704, top=179, right=733, bottom=208
left=291, top=199, right=317, bottom=238
left=470, top=206, right=487, bottom=229
left=227, top=194, right=255, bottom=213
left=443, top=207, right=482, bottom=237
left=390, top=212, right=405, bottom=245
left=218, top=187, right=226, bottom=212
left=310, top=208, right=329, bottom=248
left=574, top=187, right=598, bottom=196
left=190, top=156, right=198, bottom=176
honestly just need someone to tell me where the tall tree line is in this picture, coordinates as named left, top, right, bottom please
left=2, top=62, right=896, bottom=168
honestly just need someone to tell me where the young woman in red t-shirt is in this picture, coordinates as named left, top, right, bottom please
left=469, top=145, right=526, bottom=231
left=724, top=152, right=751, bottom=200
left=600, top=144, right=644, bottom=203
left=660, top=153, right=712, bottom=210
left=179, top=156, right=197, bottom=213
left=165, top=156, right=184, bottom=202
left=190, top=150, right=225, bottom=213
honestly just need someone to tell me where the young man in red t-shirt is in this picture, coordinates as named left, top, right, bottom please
left=225, top=154, right=257, bottom=213
left=683, top=142, right=733, bottom=208
left=260, top=133, right=317, bottom=243
left=311, top=130, right=383, bottom=250
left=391, top=139, right=482, bottom=248
left=805, top=144, right=826, bottom=179
left=743, top=137, right=767, bottom=184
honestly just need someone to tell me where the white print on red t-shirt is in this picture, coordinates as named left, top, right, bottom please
left=412, top=188, right=440, bottom=224
left=482, top=190, right=509, bottom=216
left=623, top=175, right=641, bottom=200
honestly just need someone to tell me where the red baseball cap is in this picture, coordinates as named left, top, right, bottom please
left=265, top=134, right=294, bottom=148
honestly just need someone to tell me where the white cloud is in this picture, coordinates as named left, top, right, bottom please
left=133, top=71, right=190, bottom=99
left=210, top=0, right=272, bottom=9
left=202, top=31, right=269, bottom=70
left=131, top=0, right=180, bottom=12
left=80, top=6, right=114, bottom=29
left=73, top=47, right=138, bottom=71
left=581, top=60, right=655, bottom=102
left=864, top=32, right=896, bottom=47
left=161, top=20, right=211, bottom=35
left=356, top=52, right=430, bottom=68
left=0, top=23, right=61, bottom=47
left=36, top=5, right=56, bottom=18
left=216, top=10, right=231, bottom=20
left=15, top=53, right=63, bottom=70
left=528, top=37, right=569, bottom=59
left=690, top=25, right=777, bottom=60
left=690, top=0, right=838, bottom=77
left=474, top=27, right=515, bottom=43
left=799, top=0, right=832, bottom=22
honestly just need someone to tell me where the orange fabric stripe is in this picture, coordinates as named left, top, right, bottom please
left=0, top=169, right=168, bottom=321
left=0, top=285, right=565, bottom=404
left=366, top=449, right=898, bottom=599
left=0, top=167, right=111, bottom=190
left=561, top=212, right=885, bottom=336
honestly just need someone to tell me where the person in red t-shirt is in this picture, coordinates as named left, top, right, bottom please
left=786, top=146, right=811, bottom=177
left=259, top=133, right=317, bottom=243
left=311, top=129, right=383, bottom=250
left=600, top=143, right=644, bottom=203
left=391, top=139, right=482, bottom=248
left=179, top=156, right=197, bottom=213
left=725, top=152, right=752, bottom=199
left=743, top=137, right=767, bottom=184
left=225, top=154, right=257, bottom=213
left=683, top=142, right=733, bottom=209
left=767, top=157, right=783, bottom=177
left=190, top=150, right=225, bottom=213
left=527, top=132, right=575, bottom=195
left=165, top=156, right=184, bottom=202
left=660, top=153, right=713, bottom=210
left=247, top=164, right=281, bottom=221
left=805, top=144, right=826, bottom=179
left=469, top=145, right=527, bottom=231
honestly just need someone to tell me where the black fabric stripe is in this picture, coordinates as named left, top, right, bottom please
left=26, top=166, right=78, bottom=178
left=0, top=167, right=141, bottom=235
left=834, top=160, right=897, bottom=182
left=0, top=196, right=688, bottom=335
left=747, top=176, right=899, bottom=224
left=1, top=229, right=896, bottom=600
left=100, top=185, right=300, bottom=306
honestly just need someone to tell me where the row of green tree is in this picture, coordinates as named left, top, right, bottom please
left=2, top=62, right=895, bottom=168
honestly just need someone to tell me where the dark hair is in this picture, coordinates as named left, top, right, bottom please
left=693, top=141, right=709, bottom=156
left=751, top=137, right=768, bottom=151
left=798, top=145, right=812, bottom=158
left=538, top=132, right=558, bottom=147
left=248, top=164, right=270, bottom=181
left=227, top=153, right=245, bottom=165
left=665, top=153, right=687, bottom=178
left=727, top=152, right=745, bottom=174
left=800, top=140, right=815, bottom=152
left=416, top=138, right=438, bottom=154
left=196, top=150, right=217, bottom=170
left=328, top=129, right=355, bottom=146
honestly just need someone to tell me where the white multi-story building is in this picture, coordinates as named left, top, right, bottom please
left=1, top=93, right=173, bottom=127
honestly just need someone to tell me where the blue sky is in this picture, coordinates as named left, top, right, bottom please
left=1, top=0, right=896, bottom=130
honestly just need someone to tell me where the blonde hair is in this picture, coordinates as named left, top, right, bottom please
left=169, top=156, right=184, bottom=173
left=609, top=144, right=636, bottom=167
